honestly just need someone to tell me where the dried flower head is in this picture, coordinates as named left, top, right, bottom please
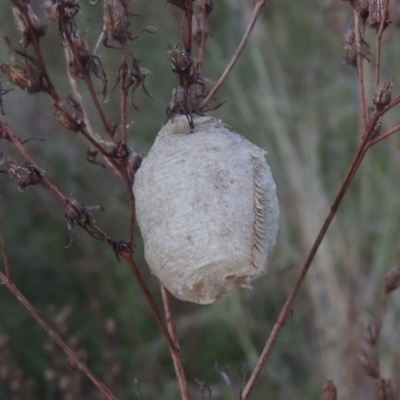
left=12, top=5, right=47, bottom=49
left=375, top=378, right=394, bottom=400
left=103, top=0, right=130, bottom=47
left=385, top=267, right=400, bottom=294
left=68, top=30, right=107, bottom=96
left=358, top=349, right=380, bottom=379
left=320, top=380, right=337, bottom=400
left=373, top=79, right=393, bottom=110
left=369, top=0, right=390, bottom=32
left=43, top=0, right=81, bottom=26
left=53, top=95, right=85, bottom=131
left=168, top=43, right=193, bottom=73
left=3, top=160, right=45, bottom=190
left=0, top=58, right=45, bottom=94
left=343, top=29, right=370, bottom=67
left=107, top=56, right=153, bottom=110
left=64, top=197, right=106, bottom=246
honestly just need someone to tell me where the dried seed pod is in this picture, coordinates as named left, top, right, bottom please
left=103, top=0, right=130, bottom=45
left=168, top=43, right=193, bottom=72
left=7, top=161, right=44, bottom=190
left=53, top=95, right=84, bottom=131
left=343, top=29, right=370, bottom=67
left=0, top=59, right=44, bottom=94
left=12, top=5, right=47, bottom=49
left=320, top=380, right=338, bottom=400
left=369, top=0, right=389, bottom=32
left=373, top=79, right=393, bottom=110
left=385, top=267, right=400, bottom=294
left=134, top=116, right=279, bottom=304
left=359, top=349, right=380, bottom=379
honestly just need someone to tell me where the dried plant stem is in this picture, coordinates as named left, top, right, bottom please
left=370, top=122, right=400, bottom=145
left=0, top=268, right=118, bottom=400
left=120, top=45, right=128, bottom=144
left=354, top=9, right=368, bottom=135
left=160, top=285, right=190, bottom=400
left=16, top=2, right=59, bottom=101
left=241, top=97, right=389, bottom=399
left=182, top=0, right=194, bottom=111
left=0, top=207, right=11, bottom=281
left=123, top=255, right=176, bottom=350
left=197, top=6, right=208, bottom=72
left=374, top=0, right=390, bottom=90
left=199, top=0, right=265, bottom=110
left=62, top=26, right=114, bottom=139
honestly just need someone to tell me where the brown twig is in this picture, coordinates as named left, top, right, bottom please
left=0, top=269, right=118, bottom=400
left=120, top=45, right=128, bottom=144
left=16, top=2, right=59, bottom=101
left=62, top=24, right=114, bottom=139
left=374, top=0, right=390, bottom=90
left=160, top=284, right=190, bottom=400
left=241, top=63, right=389, bottom=399
left=354, top=9, right=368, bottom=135
left=123, top=255, right=176, bottom=351
left=197, top=6, right=208, bottom=73
left=182, top=0, right=194, bottom=110
left=0, top=205, right=11, bottom=281
left=199, top=0, right=265, bottom=110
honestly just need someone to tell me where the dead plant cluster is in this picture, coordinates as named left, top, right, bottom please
left=0, top=0, right=400, bottom=399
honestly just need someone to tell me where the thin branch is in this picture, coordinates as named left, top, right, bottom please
left=0, top=205, right=11, bottom=281
left=183, top=0, right=194, bottom=110
left=370, top=123, right=400, bottom=145
left=62, top=25, right=114, bottom=139
left=199, top=0, right=265, bottom=110
left=120, top=45, right=128, bottom=144
left=17, top=3, right=59, bottom=101
left=241, top=120, right=381, bottom=399
left=354, top=9, right=368, bottom=135
left=0, top=269, right=118, bottom=400
left=374, top=0, right=390, bottom=90
left=122, top=255, right=177, bottom=351
left=160, top=285, right=190, bottom=400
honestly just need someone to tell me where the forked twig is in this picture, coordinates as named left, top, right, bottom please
left=0, top=269, right=117, bottom=400
left=199, top=0, right=265, bottom=110
left=161, top=284, right=190, bottom=400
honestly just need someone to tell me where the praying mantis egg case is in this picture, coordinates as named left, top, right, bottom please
left=133, top=115, right=279, bottom=304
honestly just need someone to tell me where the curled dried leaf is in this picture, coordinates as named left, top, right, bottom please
left=53, top=94, right=85, bottom=131
left=0, top=58, right=45, bottom=93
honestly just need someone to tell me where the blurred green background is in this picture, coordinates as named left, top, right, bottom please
left=1, top=0, right=400, bottom=399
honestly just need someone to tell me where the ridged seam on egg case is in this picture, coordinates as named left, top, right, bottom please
left=251, top=153, right=268, bottom=271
